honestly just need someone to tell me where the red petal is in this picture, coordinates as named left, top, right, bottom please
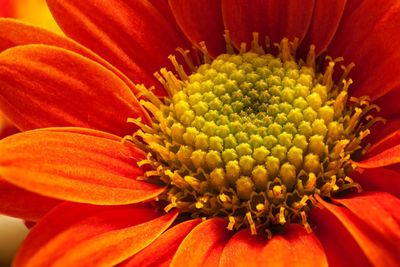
left=328, top=0, right=400, bottom=100
left=367, top=118, right=400, bottom=145
left=374, top=88, right=400, bottom=118
left=222, top=0, right=314, bottom=48
left=47, top=0, right=187, bottom=96
left=316, top=193, right=400, bottom=266
left=170, top=218, right=232, bottom=267
left=219, top=229, right=265, bottom=267
left=0, top=0, right=13, bottom=17
left=0, top=18, right=143, bottom=96
left=310, top=207, right=371, bottom=267
left=0, top=44, right=149, bottom=136
left=0, top=111, right=18, bottom=139
left=0, top=179, right=61, bottom=221
left=0, top=128, right=164, bottom=205
left=121, top=219, right=201, bottom=267
left=364, top=130, right=400, bottom=158
left=299, top=0, right=346, bottom=56
left=14, top=203, right=178, bottom=267
left=351, top=168, right=400, bottom=198
left=259, top=224, right=327, bottom=267
left=169, top=0, right=226, bottom=57
left=356, top=144, right=400, bottom=169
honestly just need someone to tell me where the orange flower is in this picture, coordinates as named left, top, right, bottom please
left=1, top=1, right=400, bottom=266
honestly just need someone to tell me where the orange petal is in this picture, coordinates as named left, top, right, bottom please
left=169, top=0, right=226, bottom=57
left=121, top=219, right=201, bottom=267
left=351, top=168, right=400, bottom=198
left=220, top=225, right=328, bottom=267
left=47, top=0, right=188, bottom=96
left=170, top=218, right=232, bottom=267
left=316, top=193, right=400, bottom=266
left=259, top=224, right=328, bottom=267
left=310, top=207, right=371, bottom=267
left=0, top=0, right=13, bottom=17
left=0, top=44, right=149, bottom=136
left=0, top=179, right=61, bottom=221
left=219, top=229, right=265, bottom=267
left=14, top=202, right=178, bottom=267
left=299, top=0, right=346, bottom=56
left=356, top=144, right=400, bottom=168
left=0, top=18, right=145, bottom=97
left=0, top=128, right=164, bottom=204
left=328, top=0, right=400, bottom=100
left=364, top=130, right=400, bottom=158
left=367, top=118, right=400, bottom=145
left=222, top=0, right=314, bottom=48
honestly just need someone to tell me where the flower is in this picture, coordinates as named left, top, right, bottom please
left=0, top=1, right=400, bottom=266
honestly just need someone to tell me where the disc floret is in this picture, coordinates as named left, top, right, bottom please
left=128, top=37, right=380, bottom=235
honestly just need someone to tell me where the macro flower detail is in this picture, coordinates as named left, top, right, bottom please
left=0, top=1, right=399, bottom=267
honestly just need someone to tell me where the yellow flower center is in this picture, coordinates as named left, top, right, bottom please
left=129, top=36, right=380, bottom=236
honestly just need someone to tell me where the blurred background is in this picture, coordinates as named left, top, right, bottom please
left=0, top=1, right=61, bottom=265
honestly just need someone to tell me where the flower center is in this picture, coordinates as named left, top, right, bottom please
left=129, top=36, right=380, bottom=236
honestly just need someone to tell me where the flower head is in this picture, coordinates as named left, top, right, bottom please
left=0, top=1, right=400, bottom=266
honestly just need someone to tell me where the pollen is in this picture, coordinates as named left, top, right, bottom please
left=129, top=34, right=382, bottom=236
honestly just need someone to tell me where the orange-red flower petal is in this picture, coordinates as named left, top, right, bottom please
left=169, top=0, right=226, bottom=57
left=219, top=229, right=265, bottom=267
left=220, top=224, right=327, bottom=267
left=0, top=128, right=164, bottom=205
left=0, top=179, right=61, bottom=221
left=329, top=0, right=400, bottom=100
left=0, top=18, right=143, bottom=96
left=316, top=193, right=400, bottom=267
left=356, top=144, right=400, bottom=169
left=0, top=44, right=149, bottom=135
left=374, top=88, right=400, bottom=118
left=351, top=168, right=400, bottom=198
left=364, top=130, right=400, bottom=158
left=13, top=203, right=178, bottom=267
left=310, top=206, right=371, bottom=267
left=299, top=0, right=346, bottom=56
left=121, top=219, right=201, bottom=267
left=47, top=0, right=188, bottom=96
left=367, top=118, right=400, bottom=145
left=223, top=0, right=314, bottom=48
left=170, top=218, right=232, bottom=267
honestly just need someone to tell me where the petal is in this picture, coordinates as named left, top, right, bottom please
left=351, top=168, right=400, bottom=198
left=0, top=179, right=61, bottom=221
left=0, top=0, right=13, bottom=17
left=364, top=130, right=400, bottom=158
left=219, top=229, right=265, bottom=267
left=121, top=219, right=201, bottom=267
left=222, top=0, right=314, bottom=48
left=356, top=144, right=400, bottom=169
left=374, top=88, right=400, bottom=118
left=0, top=18, right=142, bottom=96
left=0, top=128, right=164, bottom=205
left=299, top=0, right=346, bottom=56
left=14, top=202, right=178, bottom=267
left=328, top=0, right=400, bottom=100
left=0, top=44, right=150, bottom=136
left=170, top=218, right=232, bottom=267
left=47, top=0, right=188, bottom=96
left=0, top=111, right=18, bottom=139
left=169, top=0, right=226, bottom=57
left=316, top=193, right=400, bottom=267
left=310, top=207, right=371, bottom=267
left=259, top=224, right=328, bottom=267
left=367, top=118, right=400, bottom=145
